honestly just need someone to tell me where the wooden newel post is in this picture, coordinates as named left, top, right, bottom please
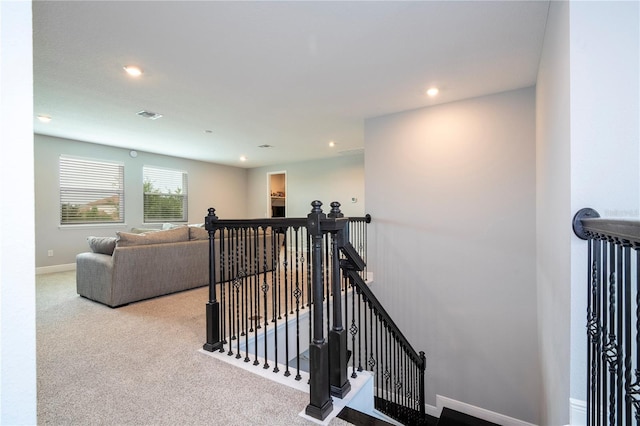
left=305, top=200, right=333, bottom=420
left=328, top=201, right=351, bottom=398
left=203, top=207, right=223, bottom=352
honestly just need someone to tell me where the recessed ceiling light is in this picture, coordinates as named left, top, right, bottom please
left=426, top=87, right=439, bottom=97
left=123, top=65, right=143, bottom=77
left=240, top=156, right=247, bottom=162
left=329, top=141, right=336, bottom=147
left=37, top=115, right=52, bottom=123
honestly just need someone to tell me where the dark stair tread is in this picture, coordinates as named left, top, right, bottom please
left=372, top=396, right=437, bottom=425
left=437, top=407, right=501, bottom=426
left=337, top=406, right=396, bottom=425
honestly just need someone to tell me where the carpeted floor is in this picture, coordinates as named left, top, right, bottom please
left=36, top=270, right=350, bottom=425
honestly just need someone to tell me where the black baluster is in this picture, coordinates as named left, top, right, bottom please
left=357, top=286, right=363, bottom=373
left=587, top=238, right=601, bottom=426
left=623, top=244, right=632, bottom=424
left=227, top=230, right=235, bottom=357
left=283, top=228, right=291, bottom=377
left=272, top=227, right=280, bottom=374
left=253, top=227, right=260, bottom=366
left=602, top=239, right=609, bottom=424
left=262, top=226, right=270, bottom=370
left=634, top=249, right=640, bottom=422
left=349, top=280, right=362, bottom=379
left=294, top=227, right=302, bottom=381
left=243, top=227, right=251, bottom=363
left=605, top=242, right=617, bottom=424
left=235, top=229, right=243, bottom=359
left=616, top=244, right=623, bottom=423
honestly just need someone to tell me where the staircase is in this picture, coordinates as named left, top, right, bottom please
left=200, top=201, right=501, bottom=426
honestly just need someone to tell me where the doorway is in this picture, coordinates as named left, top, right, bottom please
left=268, top=172, right=286, bottom=217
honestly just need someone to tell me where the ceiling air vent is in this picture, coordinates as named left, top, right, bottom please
left=258, top=144, right=274, bottom=148
left=338, top=148, right=364, bottom=156
left=137, top=110, right=163, bottom=120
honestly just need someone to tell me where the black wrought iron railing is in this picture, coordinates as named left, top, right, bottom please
left=573, top=208, right=640, bottom=425
left=341, top=252, right=427, bottom=424
left=202, top=200, right=426, bottom=424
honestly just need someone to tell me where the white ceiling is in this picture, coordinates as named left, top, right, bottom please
left=33, top=1, right=550, bottom=168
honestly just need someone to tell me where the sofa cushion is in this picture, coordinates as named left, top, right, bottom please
left=116, top=226, right=189, bottom=247
left=87, top=236, right=117, bottom=255
left=189, top=226, right=209, bottom=240
left=130, top=227, right=161, bottom=234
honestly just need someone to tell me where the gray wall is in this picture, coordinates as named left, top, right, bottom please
left=35, top=134, right=248, bottom=268
left=246, top=154, right=365, bottom=219
left=364, top=87, right=539, bottom=424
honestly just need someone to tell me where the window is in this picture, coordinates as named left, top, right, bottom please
left=143, top=166, right=188, bottom=222
left=59, top=156, right=125, bottom=225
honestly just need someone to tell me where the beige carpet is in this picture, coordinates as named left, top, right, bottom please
left=36, top=271, right=349, bottom=425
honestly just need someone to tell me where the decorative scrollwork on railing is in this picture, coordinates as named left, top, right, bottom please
left=604, top=335, right=619, bottom=371
left=627, top=371, right=640, bottom=422
left=368, top=353, right=376, bottom=369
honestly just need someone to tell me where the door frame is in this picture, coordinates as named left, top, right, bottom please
left=267, top=171, right=287, bottom=217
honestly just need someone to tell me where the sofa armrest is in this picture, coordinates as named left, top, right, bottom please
left=76, top=252, right=115, bottom=306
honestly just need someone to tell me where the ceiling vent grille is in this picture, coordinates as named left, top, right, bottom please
left=338, top=148, right=364, bottom=156
left=137, top=110, right=163, bottom=120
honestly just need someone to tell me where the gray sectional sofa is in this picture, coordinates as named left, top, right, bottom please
left=76, top=225, right=274, bottom=307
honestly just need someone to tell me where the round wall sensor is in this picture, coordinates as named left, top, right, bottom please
left=129, top=150, right=138, bottom=158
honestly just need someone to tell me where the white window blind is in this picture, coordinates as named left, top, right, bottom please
left=143, top=166, right=188, bottom=222
left=59, top=156, right=125, bottom=224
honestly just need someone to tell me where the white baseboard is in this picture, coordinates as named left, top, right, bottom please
left=36, top=263, right=76, bottom=275
left=432, top=395, right=537, bottom=426
left=569, top=398, right=586, bottom=426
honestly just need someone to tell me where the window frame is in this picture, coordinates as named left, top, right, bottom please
left=59, top=155, right=125, bottom=226
left=142, top=165, right=188, bottom=223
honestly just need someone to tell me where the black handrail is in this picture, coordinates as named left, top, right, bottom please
left=574, top=208, right=640, bottom=245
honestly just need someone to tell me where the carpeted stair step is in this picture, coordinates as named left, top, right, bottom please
left=437, top=407, right=501, bottom=426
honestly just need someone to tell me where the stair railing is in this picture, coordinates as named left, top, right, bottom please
left=201, top=201, right=369, bottom=419
left=573, top=208, right=640, bottom=425
left=339, top=238, right=427, bottom=425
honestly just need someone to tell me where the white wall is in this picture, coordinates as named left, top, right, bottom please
left=0, top=1, right=37, bottom=423
left=246, top=154, right=365, bottom=219
left=535, top=1, right=571, bottom=424
left=568, top=0, right=640, bottom=412
left=536, top=2, right=640, bottom=425
left=34, top=135, right=248, bottom=268
left=365, top=87, right=539, bottom=424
